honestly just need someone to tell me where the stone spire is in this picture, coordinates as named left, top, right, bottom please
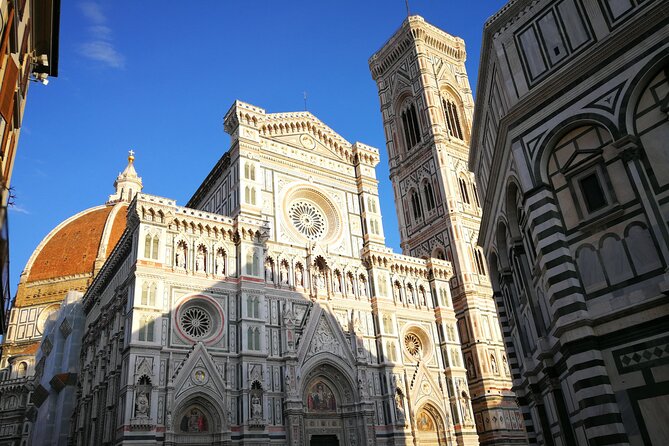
left=108, top=150, right=143, bottom=204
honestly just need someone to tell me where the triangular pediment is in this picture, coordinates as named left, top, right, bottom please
left=298, top=305, right=356, bottom=367
left=259, top=112, right=354, bottom=163
left=172, top=342, right=227, bottom=401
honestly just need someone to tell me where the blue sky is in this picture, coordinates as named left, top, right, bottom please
left=9, top=0, right=507, bottom=295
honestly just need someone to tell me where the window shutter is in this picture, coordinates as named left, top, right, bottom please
left=0, top=57, right=19, bottom=123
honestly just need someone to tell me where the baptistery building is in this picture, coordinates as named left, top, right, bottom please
left=469, top=0, right=669, bottom=445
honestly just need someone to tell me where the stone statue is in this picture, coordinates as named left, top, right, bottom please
left=166, top=410, right=172, bottom=427
left=316, top=272, right=325, bottom=290
left=280, top=263, right=289, bottom=285
left=358, top=278, right=366, bottom=297
left=196, top=250, right=205, bottom=272
left=176, top=248, right=186, bottom=268
left=295, top=267, right=303, bottom=287
left=395, top=392, right=405, bottom=424
left=251, top=395, right=262, bottom=418
left=216, top=251, right=225, bottom=275
left=407, top=287, right=414, bottom=304
left=135, top=391, right=149, bottom=418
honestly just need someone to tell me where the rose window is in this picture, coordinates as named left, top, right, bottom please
left=180, top=307, right=212, bottom=338
left=289, top=201, right=327, bottom=240
left=404, top=333, right=422, bottom=358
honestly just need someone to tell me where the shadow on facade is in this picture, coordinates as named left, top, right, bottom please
left=68, top=247, right=467, bottom=446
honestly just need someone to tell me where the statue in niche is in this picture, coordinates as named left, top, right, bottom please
left=316, top=271, right=325, bottom=290
left=175, top=245, right=186, bottom=268
left=284, top=371, right=292, bottom=393
left=196, top=248, right=205, bottom=272
left=395, top=391, right=405, bottom=424
left=347, top=274, right=355, bottom=294
left=335, top=274, right=342, bottom=293
left=394, top=284, right=402, bottom=302
left=215, top=251, right=225, bottom=276
left=251, top=395, right=262, bottom=418
left=358, top=277, right=366, bottom=297
left=491, top=355, right=498, bottom=375
left=459, top=387, right=472, bottom=423
left=295, top=266, right=304, bottom=287
left=135, top=391, right=149, bottom=418
left=166, top=411, right=172, bottom=428
left=407, top=287, right=414, bottom=304
left=420, top=288, right=427, bottom=306
left=280, top=262, right=289, bottom=285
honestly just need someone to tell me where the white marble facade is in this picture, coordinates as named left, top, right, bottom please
left=73, top=100, right=472, bottom=445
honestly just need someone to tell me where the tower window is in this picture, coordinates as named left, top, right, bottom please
left=423, top=181, right=436, bottom=211
left=458, top=178, right=471, bottom=204
left=401, top=104, right=422, bottom=150
left=474, top=249, right=486, bottom=275
left=443, top=99, right=463, bottom=140
left=410, top=190, right=423, bottom=220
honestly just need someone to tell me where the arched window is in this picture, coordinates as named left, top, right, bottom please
left=247, top=296, right=260, bottom=318
left=151, top=236, right=159, bottom=260
left=17, top=362, right=27, bottom=378
left=386, top=341, right=397, bottom=362
left=250, top=187, right=256, bottom=205
left=458, top=178, right=471, bottom=204
left=247, top=327, right=261, bottom=350
left=474, top=249, right=486, bottom=275
left=144, top=234, right=160, bottom=260
left=141, top=282, right=156, bottom=306
left=246, top=249, right=260, bottom=276
left=244, top=163, right=256, bottom=181
left=144, top=234, right=152, bottom=258
left=401, top=103, right=422, bottom=150
left=443, top=98, right=463, bottom=140
left=410, top=189, right=423, bottom=220
left=368, top=197, right=377, bottom=213
left=139, top=316, right=155, bottom=342
left=423, top=181, right=436, bottom=211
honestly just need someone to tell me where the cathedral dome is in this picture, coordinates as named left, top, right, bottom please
left=14, top=152, right=143, bottom=308
left=23, top=203, right=128, bottom=283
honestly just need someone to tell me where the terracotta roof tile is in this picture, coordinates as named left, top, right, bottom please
left=28, top=206, right=119, bottom=282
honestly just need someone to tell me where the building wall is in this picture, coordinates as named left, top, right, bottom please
left=470, top=1, right=669, bottom=445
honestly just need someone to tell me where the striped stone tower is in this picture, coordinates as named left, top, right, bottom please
left=369, top=15, right=528, bottom=446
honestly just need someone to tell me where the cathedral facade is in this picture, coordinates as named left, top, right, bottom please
left=73, top=99, right=478, bottom=446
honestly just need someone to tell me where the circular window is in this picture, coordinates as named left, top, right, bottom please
left=289, top=201, right=327, bottom=240
left=180, top=307, right=212, bottom=338
left=175, top=296, right=224, bottom=343
left=282, top=185, right=343, bottom=244
left=404, top=333, right=422, bottom=358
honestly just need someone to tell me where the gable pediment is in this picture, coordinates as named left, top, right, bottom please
left=260, top=113, right=354, bottom=163
left=171, top=342, right=227, bottom=401
left=298, top=305, right=356, bottom=367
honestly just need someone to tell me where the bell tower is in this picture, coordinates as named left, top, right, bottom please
left=370, top=16, right=527, bottom=446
